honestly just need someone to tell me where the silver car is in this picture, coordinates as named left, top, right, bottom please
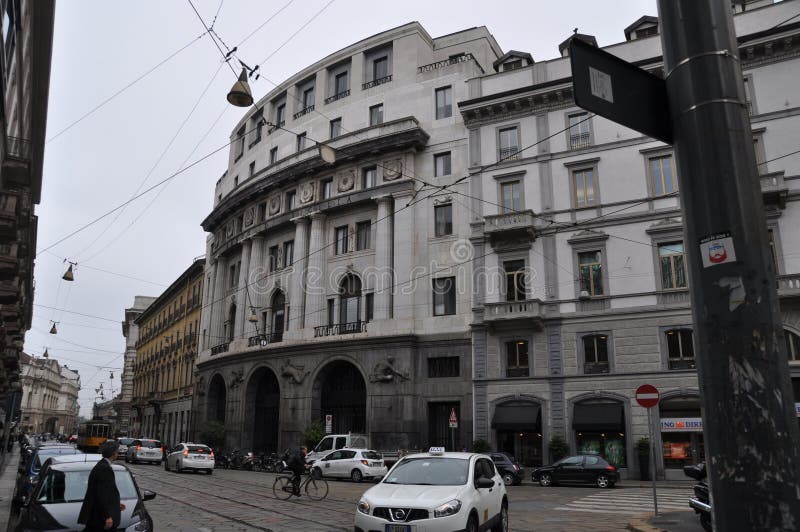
left=164, top=443, right=215, bottom=474
left=116, top=437, right=134, bottom=458
left=125, top=439, right=164, bottom=464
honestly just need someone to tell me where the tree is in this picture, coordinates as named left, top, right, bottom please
left=199, top=420, right=226, bottom=451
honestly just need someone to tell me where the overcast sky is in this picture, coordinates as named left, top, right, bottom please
left=26, top=0, right=658, bottom=418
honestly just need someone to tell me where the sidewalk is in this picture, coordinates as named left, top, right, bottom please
left=0, top=445, right=20, bottom=532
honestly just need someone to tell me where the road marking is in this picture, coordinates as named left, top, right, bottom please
left=553, top=488, right=694, bottom=515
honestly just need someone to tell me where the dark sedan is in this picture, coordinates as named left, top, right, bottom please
left=531, top=454, right=619, bottom=488
left=486, top=452, right=524, bottom=485
left=15, top=461, right=156, bottom=532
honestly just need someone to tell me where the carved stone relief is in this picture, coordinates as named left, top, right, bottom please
left=369, top=356, right=410, bottom=383
left=299, top=182, right=315, bottom=204
left=383, top=159, right=403, bottom=181
left=280, top=360, right=309, bottom=385
left=268, top=195, right=281, bottom=215
left=243, top=207, right=255, bottom=227
left=338, top=169, right=355, bottom=192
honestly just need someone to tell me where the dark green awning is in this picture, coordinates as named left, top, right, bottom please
left=492, top=403, right=541, bottom=431
left=572, top=403, right=624, bottom=431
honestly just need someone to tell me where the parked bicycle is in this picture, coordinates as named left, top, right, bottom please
left=272, top=471, right=328, bottom=501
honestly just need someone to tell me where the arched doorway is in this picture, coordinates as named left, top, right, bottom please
left=245, top=367, right=281, bottom=453
left=271, top=291, right=286, bottom=342
left=492, top=399, right=543, bottom=467
left=207, top=374, right=227, bottom=423
left=313, top=360, right=366, bottom=433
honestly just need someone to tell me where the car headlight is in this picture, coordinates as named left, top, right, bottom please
left=124, top=520, right=150, bottom=532
left=357, top=498, right=371, bottom=515
left=434, top=499, right=462, bottom=518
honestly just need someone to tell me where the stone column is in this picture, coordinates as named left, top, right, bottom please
left=305, top=212, right=327, bottom=328
left=211, top=256, right=228, bottom=347
left=289, top=217, right=310, bottom=329
left=392, top=190, right=415, bottom=319
left=247, top=235, right=266, bottom=337
left=234, top=239, right=253, bottom=341
left=374, top=196, right=393, bottom=320
left=200, top=260, right=217, bottom=352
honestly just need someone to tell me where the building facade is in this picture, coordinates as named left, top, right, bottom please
left=19, top=352, right=80, bottom=435
left=460, top=1, right=800, bottom=478
left=195, top=23, right=502, bottom=453
left=0, top=0, right=54, bottom=424
left=117, top=295, right=156, bottom=436
left=131, top=259, right=204, bottom=444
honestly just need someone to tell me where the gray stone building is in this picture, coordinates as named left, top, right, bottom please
left=19, top=352, right=80, bottom=435
left=117, top=295, right=156, bottom=436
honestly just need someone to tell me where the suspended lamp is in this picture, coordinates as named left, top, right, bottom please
left=318, top=143, right=337, bottom=164
left=43, top=348, right=49, bottom=358
left=62, top=264, right=75, bottom=281
left=227, top=67, right=254, bottom=107
left=49, top=322, right=58, bottom=334
left=248, top=307, right=259, bottom=323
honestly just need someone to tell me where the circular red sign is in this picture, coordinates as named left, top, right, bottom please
left=635, top=384, right=660, bottom=408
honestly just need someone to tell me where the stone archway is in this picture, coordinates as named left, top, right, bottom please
left=244, top=367, right=281, bottom=453
left=207, top=374, right=227, bottom=423
left=312, top=360, right=367, bottom=434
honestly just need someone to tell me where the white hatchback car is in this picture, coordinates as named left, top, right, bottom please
left=164, top=443, right=215, bottom=474
left=355, top=448, right=508, bottom=532
left=125, top=438, right=164, bottom=464
left=310, top=448, right=387, bottom=482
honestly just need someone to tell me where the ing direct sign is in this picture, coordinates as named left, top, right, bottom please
left=660, top=417, right=703, bottom=432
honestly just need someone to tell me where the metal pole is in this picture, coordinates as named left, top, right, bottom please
left=647, top=408, right=658, bottom=517
left=656, top=1, right=800, bottom=529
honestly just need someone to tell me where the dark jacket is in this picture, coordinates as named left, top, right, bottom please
left=286, top=447, right=306, bottom=473
left=78, top=459, right=120, bottom=531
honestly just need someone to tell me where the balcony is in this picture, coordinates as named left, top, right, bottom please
left=483, top=299, right=544, bottom=330
left=293, top=105, right=314, bottom=119
left=483, top=210, right=537, bottom=250
left=498, top=147, right=521, bottom=162
left=210, top=343, right=230, bottom=356
left=417, top=53, right=483, bottom=74
left=2, top=136, right=32, bottom=185
left=362, top=75, right=392, bottom=90
left=324, top=90, right=350, bottom=105
left=760, top=172, right=788, bottom=209
left=247, top=332, right=284, bottom=347
left=569, top=132, right=591, bottom=150
left=778, top=273, right=800, bottom=302
left=314, top=321, right=367, bottom=338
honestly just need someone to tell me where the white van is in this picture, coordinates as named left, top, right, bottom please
left=305, top=433, right=369, bottom=463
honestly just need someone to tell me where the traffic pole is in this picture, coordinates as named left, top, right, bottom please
left=656, top=1, right=800, bottom=529
left=647, top=408, right=658, bottom=517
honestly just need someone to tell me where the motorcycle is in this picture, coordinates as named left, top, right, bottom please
left=683, top=462, right=711, bottom=532
left=215, top=451, right=231, bottom=469
left=263, top=453, right=284, bottom=473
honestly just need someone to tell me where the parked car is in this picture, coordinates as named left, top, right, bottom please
left=38, top=454, right=103, bottom=480
left=116, top=437, right=135, bottom=457
left=310, top=449, right=387, bottom=482
left=15, top=460, right=156, bottom=532
left=486, top=452, right=524, bottom=486
left=13, top=446, right=82, bottom=506
left=355, top=447, right=508, bottom=532
left=531, top=454, right=619, bottom=488
left=125, top=439, right=164, bottom=464
left=67, top=434, right=78, bottom=443
left=164, top=443, right=215, bottom=474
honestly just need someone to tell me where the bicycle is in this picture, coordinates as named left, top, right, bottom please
left=272, top=470, right=328, bottom=501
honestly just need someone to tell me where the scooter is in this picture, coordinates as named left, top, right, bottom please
left=683, top=462, right=711, bottom=532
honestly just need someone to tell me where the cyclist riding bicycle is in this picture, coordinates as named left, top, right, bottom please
left=285, top=445, right=309, bottom=496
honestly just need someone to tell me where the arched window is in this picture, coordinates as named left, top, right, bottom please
left=271, top=290, right=286, bottom=342
left=786, top=330, right=800, bottom=361
left=339, top=275, right=362, bottom=326
left=665, top=328, right=695, bottom=369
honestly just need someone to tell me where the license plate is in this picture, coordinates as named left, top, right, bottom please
left=385, top=526, right=411, bottom=532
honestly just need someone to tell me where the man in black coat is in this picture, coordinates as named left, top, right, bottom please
left=78, top=440, right=126, bottom=531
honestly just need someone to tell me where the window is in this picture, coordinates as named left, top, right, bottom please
left=583, top=335, right=609, bottom=373
left=252, top=108, right=264, bottom=145
left=297, top=132, right=307, bottom=152
left=498, top=127, right=520, bottom=160
left=321, top=179, right=333, bottom=199
left=327, top=299, right=335, bottom=327
left=362, top=166, right=376, bottom=189
left=434, top=152, right=451, bottom=177
left=233, top=176, right=239, bottom=187
left=435, top=86, right=452, bottom=119
left=335, top=225, right=349, bottom=255
left=428, top=356, right=460, bottom=378
left=303, top=86, right=315, bottom=109
left=434, top=204, right=453, bottom=237
left=369, top=104, right=384, bottom=126
left=275, top=102, right=286, bottom=126
left=335, top=71, right=348, bottom=95
left=743, top=77, right=753, bottom=115
left=505, top=340, right=530, bottom=377
left=568, top=112, right=591, bottom=149
left=249, top=161, right=255, bottom=177
left=258, top=202, right=267, bottom=221
left=339, top=275, right=361, bottom=324
left=573, top=168, right=596, bottom=208
left=269, top=147, right=278, bottom=165
left=650, top=155, right=677, bottom=196
left=356, top=221, right=371, bottom=250
left=330, top=118, right=342, bottom=139
left=235, top=126, right=245, bottom=159
left=504, top=260, right=527, bottom=301
left=365, top=293, right=374, bottom=322
left=269, top=246, right=280, bottom=272
left=659, top=242, right=687, bottom=289
left=229, top=264, right=237, bottom=288
left=432, top=277, right=456, bottom=316
left=666, top=329, right=695, bottom=369
left=785, top=330, right=800, bottom=361
left=283, top=240, right=294, bottom=267
left=373, top=56, right=389, bottom=80
left=768, top=228, right=779, bottom=274
left=500, top=181, right=522, bottom=213
left=578, top=251, right=603, bottom=296
left=753, top=135, right=765, bottom=169
left=286, top=190, right=297, bottom=211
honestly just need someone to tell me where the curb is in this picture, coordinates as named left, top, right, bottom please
left=627, top=514, right=666, bottom=532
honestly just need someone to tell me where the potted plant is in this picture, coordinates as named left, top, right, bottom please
left=548, top=434, right=569, bottom=463
left=637, top=437, right=651, bottom=481
left=472, top=439, right=491, bottom=453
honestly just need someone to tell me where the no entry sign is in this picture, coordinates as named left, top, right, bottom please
left=636, top=384, right=660, bottom=408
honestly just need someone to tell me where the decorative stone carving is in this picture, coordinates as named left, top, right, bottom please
left=268, top=195, right=281, bottom=215
left=229, top=368, right=244, bottom=389
left=383, top=159, right=402, bottom=181
left=299, top=182, right=315, bottom=204
left=226, top=222, right=234, bottom=237
left=243, top=207, right=255, bottom=227
left=195, top=375, right=205, bottom=397
left=338, top=169, right=355, bottom=192
left=369, top=356, right=409, bottom=383
left=281, top=360, right=309, bottom=385
left=433, top=195, right=452, bottom=206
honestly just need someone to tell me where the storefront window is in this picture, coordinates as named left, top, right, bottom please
left=572, top=401, right=626, bottom=467
left=492, top=401, right=542, bottom=467
left=659, top=396, right=705, bottom=469
left=576, top=432, right=626, bottom=467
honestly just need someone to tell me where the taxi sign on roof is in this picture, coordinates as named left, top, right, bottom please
left=428, top=447, right=445, bottom=455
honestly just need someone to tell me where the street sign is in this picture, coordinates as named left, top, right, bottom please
left=448, top=408, right=458, bottom=428
left=569, top=38, right=673, bottom=144
left=636, top=384, right=660, bottom=408
left=325, top=414, right=332, bottom=434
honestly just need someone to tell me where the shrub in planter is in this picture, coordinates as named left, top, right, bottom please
left=472, top=439, right=491, bottom=453
left=548, top=434, right=569, bottom=462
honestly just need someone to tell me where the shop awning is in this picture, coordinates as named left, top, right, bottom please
left=491, top=403, right=541, bottom=431
left=572, top=403, right=624, bottom=431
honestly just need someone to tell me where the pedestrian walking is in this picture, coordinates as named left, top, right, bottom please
left=78, top=440, right=126, bottom=531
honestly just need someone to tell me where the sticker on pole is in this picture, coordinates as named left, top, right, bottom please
left=325, top=414, right=333, bottom=434
left=636, top=384, right=660, bottom=408
left=589, top=67, right=614, bottom=103
left=700, top=232, right=737, bottom=268
left=448, top=408, right=458, bottom=428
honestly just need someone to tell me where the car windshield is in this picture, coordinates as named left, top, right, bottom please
left=362, top=451, right=382, bottom=460
left=383, top=457, right=469, bottom=486
left=36, top=469, right=138, bottom=503
left=187, top=445, right=210, bottom=453
left=140, top=440, right=161, bottom=448
left=34, top=450, right=80, bottom=472
left=118, top=438, right=134, bottom=445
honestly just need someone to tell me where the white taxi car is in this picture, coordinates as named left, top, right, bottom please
left=354, top=448, right=508, bottom=532
left=164, top=442, right=215, bottom=474
left=310, top=448, right=387, bottom=482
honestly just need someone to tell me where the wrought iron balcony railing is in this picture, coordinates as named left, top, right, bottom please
left=247, top=332, right=284, bottom=347
left=362, top=75, right=392, bottom=90
left=314, top=321, right=367, bottom=338
left=210, top=343, right=229, bottom=356
left=324, top=90, right=350, bottom=105
left=293, top=105, right=315, bottom=119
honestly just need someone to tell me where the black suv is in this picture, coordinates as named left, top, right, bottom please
left=486, top=452, right=524, bottom=485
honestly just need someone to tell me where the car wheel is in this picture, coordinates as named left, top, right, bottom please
left=491, top=502, right=508, bottom=532
left=351, top=469, right=363, bottom=483
left=502, top=473, right=515, bottom=486
left=596, top=474, right=611, bottom=488
left=466, top=513, right=479, bottom=532
left=539, top=473, right=553, bottom=487
left=207, top=469, right=213, bottom=475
